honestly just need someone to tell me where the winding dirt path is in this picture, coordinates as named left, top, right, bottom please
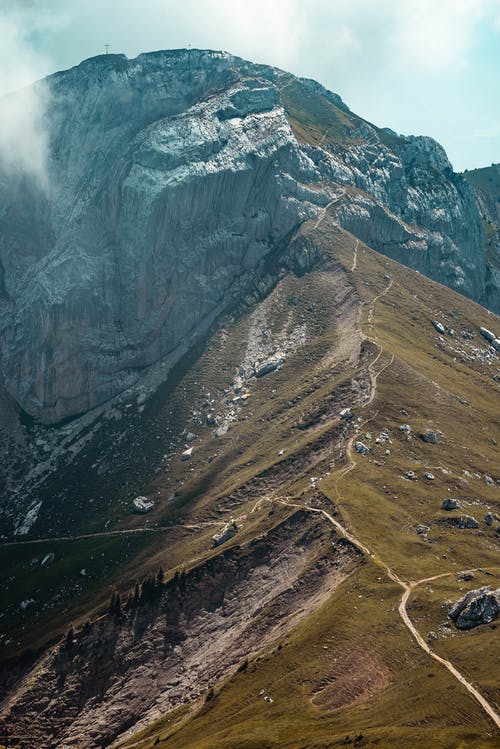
left=1, top=521, right=223, bottom=548
left=275, top=491, right=500, bottom=728
left=275, top=269, right=500, bottom=729
left=351, top=239, right=359, bottom=272
left=313, top=189, right=346, bottom=230
left=400, top=576, right=500, bottom=729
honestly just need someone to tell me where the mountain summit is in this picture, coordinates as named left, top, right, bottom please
left=0, top=49, right=495, bottom=426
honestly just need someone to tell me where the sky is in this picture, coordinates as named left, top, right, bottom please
left=1, top=0, right=500, bottom=172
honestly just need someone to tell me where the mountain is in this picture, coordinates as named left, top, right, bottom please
left=0, top=50, right=498, bottom=749
left=463, top=163, right=500, bottom=310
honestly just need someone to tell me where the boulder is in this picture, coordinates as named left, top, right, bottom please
left=446, top=514, right=480, bottom=529
left=212, top=519, right=239, bottom=547
left=354, top=441, right=370, bottom=455
left=479, top=326, right=496, bottom=343
left=416, top=524, right=430, bottom=536
left=180, top=447, right=193, bottom=461
left=339, top=408, right=353, bottom=420
left=405, top=470, right=417, bottom=480
left=442, top=498, right=460, bottom=510
left=132, top=496, right=155, bottom=514
left=399, top=424, right=411, bottom=433
left=424, top=472, right=435, bottom=480
left=254, top=358, right=283, bottom=378
left=484, top=512, right=494, bottom=526
left=420, top=430, right=438, bottom=444
left=433, top=321, right=446, bottom=334
left=459, top=571, right=474, bottom=582
left=448, top=586, right=500, bottom=629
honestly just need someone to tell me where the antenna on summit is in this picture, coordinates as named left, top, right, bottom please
left=105, top=43, right=110, bottom=54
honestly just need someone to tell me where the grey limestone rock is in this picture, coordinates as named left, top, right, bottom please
left=442, top=498, right=460, bottom=510
left=420, top=430, right=438, bottom=444
left=0, top=48, right=496, bottom=427
left=354, top=441, right=370, bottom=455
left=0, top=51, right=322, bottom=424
left=416, top=524, right=430, bottom=536
left=446, top=514, right=480, bottom=529
left=212, top=518, right=239, bottom=547
left=132, top=496, right=155, bottom=514
left=448, top=586, right=500, bottom=629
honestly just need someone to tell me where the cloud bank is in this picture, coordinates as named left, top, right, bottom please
left=0, top=3, right=54, bottom=187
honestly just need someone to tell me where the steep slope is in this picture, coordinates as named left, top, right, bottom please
left=1, top=214, right=498, bottom=749
left=0, top=49, right=495, bottom=540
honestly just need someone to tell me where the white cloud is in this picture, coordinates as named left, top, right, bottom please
left=0, top=4, right=55, bottom=187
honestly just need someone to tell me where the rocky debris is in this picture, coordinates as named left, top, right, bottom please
left=416, top=524, right=430, bottom=536
left=212, top=519, right=239, bottom=547
left=479, top=326, right=500, bottom=351
left=185, top=432, right=197, bottom=443
left=354, top=441, right=370, bottom=455
left=132, top=496, right=155, bottom=514
left=399, top=424, right=411, bottom=434
left=459, top=571, right=475, bottom=582
left=20, top=598, right=35, bottom=610
left=215, top=421, right=230, bottom=437
left=448, top=586, right=500, bottom=629
left=239, top=302, right=307, bottom=386
left=340, top=408, right=353, bottom=421
left=446, top=515, right=480, bottom=529
left=0, top=511, right=360, bottom=749
left=420, top=430, right=438, bottom=444
left=424, top=472, right=435, bottom=480
left=480, top=327, right=496, bottom=343
left=375, top=430, right=390, bottom=444
left=180, top=447, right=194, bottom=461
left=484, top=512, right=494, bottom=526
left=442, top=498, right=460, bottom=511
left=433, top=322, right=446, bottom=334
left=254, top=359, right=283, bottom=378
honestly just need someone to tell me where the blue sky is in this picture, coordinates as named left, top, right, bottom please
left=1, top=0, right=500, bottom=171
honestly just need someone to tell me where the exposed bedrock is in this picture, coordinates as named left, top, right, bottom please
left=0, top=49, right=493, bottom=424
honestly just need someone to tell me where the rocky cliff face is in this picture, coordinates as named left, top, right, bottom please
left=0, top=49, right=494, bottom=428
left=463, top=163, right=500, bottom=312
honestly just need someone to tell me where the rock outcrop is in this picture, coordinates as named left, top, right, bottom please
left=448, top=586, right=500, bottom=629
left=0, top=49, right=495, bottom=428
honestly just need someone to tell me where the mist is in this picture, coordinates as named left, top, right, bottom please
left=0, top=4, right=53, bottom=188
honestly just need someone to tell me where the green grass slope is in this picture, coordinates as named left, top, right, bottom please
left=106, top=218, right=500, bottom=748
